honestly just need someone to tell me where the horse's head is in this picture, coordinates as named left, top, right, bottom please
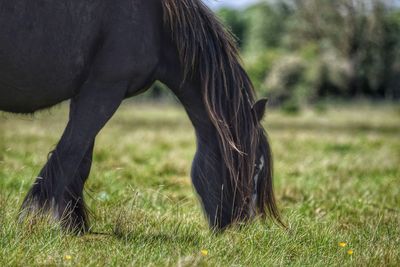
left=252, top=98, right=269, bottom=171
left=251, top=98, right=269, bottom=184
left=249, top=98, right=280, bottom=223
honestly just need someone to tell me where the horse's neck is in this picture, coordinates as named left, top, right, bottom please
left=160, top=73, right=215, bottom=143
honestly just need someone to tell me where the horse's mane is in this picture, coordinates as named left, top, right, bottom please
left=162, top=0, right=282, bottom=224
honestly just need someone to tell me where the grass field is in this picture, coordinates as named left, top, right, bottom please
left=0, top=102, right=399, bottom=266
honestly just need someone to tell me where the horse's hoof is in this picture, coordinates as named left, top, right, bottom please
left=19, top=197, right=89, bottom=235
left=60, top=206, right=90, bottom=235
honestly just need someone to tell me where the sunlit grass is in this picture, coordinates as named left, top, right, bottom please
left=1, top=102, right=399, bottom=266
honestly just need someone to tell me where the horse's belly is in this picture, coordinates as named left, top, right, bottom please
left=0, top=43, right=92, bottom=113
left=0, top=77, right=78, bottom=113
left=0, top=46, right=87, bottom=113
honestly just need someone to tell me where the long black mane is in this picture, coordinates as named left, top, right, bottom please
left=162, top=0, right=282, bottom=224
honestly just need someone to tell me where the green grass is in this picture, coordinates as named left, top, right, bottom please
left=1, top=102, right=399, bottom=266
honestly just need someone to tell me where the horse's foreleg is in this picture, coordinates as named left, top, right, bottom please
left=20, top=79, right=128, bottom=233
left=59, top=99, right=95, bottom=232
left=60, top=140, right=94, bottom=232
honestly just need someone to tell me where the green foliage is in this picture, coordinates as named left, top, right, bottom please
left=244, top=48, right=284, bottom=90
left=217, top=8, right=247, bottom=47
left=263, top=54, right=307, bottom=104
left=1, top=103, right=399, bottom=266
left=241, top=3, right=289, bottom=53
left=216, top=0, right=400, bottom=107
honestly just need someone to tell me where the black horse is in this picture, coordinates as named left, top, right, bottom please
left=0, top=0, right=282, bottom=232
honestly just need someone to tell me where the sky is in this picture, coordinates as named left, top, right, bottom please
left=204, top=0, right=261, bottom=9
left=205, top=0, right=400, bottom=9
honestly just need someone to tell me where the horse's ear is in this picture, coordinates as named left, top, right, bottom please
left=252, top=98, right=268, bottom=122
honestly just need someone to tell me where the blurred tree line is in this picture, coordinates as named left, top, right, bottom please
left=148, top=0, right=400, bottom=108
left=217, top=0, right=400, bottom=108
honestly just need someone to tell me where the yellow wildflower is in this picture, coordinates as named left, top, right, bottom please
left=338, top=242, right=347, bottom=247
left=201, top=249, right=209, bottom=256
left=347, top=249, right=354, bottom=255
left=64, top=255, right=72, bottom=261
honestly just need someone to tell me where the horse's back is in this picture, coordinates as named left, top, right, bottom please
left=0, top=0, right=105, bottom=113
left=0, top=0, right=162, bottom=113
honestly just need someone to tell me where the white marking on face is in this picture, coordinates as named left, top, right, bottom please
left=250, top=156, right=265, bottom=216
left=259, top=156, right=265, bottom=170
